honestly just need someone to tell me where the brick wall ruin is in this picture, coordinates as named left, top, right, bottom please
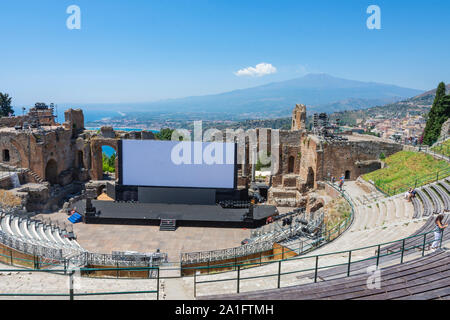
left=291, top=104, right=306, bottom=131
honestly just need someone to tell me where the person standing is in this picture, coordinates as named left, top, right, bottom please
left=431, top=214, right=448, bottom=250
left=338, top=175, right=344, bottom=190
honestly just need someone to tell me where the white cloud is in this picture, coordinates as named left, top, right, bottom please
left=234, top=63, right=277, bottom=77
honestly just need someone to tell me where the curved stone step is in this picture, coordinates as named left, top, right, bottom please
left=352, top=205, right=367, bottom=231
left=45, top=227, right=60, bottom=247
left=53, top=229, right=66, bottom=246
left=30, top=222, right=42, bottom=241
left=424, top=186, right=443, bottom=214
left=392, top=197, right=402, bottom=220
left=37, top=224, right=51, bottom=243
left=19, top=219, right=35, bottom=243
left=384, top=199, right=396, bottom=224
left=364, top=204, right=378, bottom=230
left=403, top=199, right=415, bottom=220
left=412, top=196, right=423, bottom=219
left=432, top=184, right=450, bottom=211
left=416, top=189, right=433, bottom=217
left=439, top=180, right=450, bottom=194
left=374, top=202, right=386, bottom=228
left=2, top=215, right=13, bottom=236
left=11, top=217, right=24, bottom=238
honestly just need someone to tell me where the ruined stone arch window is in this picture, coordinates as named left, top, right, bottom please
left=306, top=167, right=315, bottom=188
left=45, top=159, right=58, bottom=185
left=288, top=156, right=295, bottom=173
left=2, top=149, right=10, bottom=162
left=345, top=170, right=351, bottom=180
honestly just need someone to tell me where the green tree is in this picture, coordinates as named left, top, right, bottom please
left=108, top=153, right=116, bottom=169
left=0, top=93, right=14, bottom=117
left=102, top=153, right=116, bottom=173
left=155, top=128, right=175, bottom=140
left=423, top=82, right=450, bottom=145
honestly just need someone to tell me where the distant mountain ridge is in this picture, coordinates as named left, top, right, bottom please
left=96, top=73, right=423, bottom=121
left=414, top=84, right=450, bottom=99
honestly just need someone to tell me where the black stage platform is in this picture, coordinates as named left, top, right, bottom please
left=74, top=200, right=277, bottom=228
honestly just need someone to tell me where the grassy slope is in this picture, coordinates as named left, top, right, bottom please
left=323, top=197, right=351, bottom=238
left=362, top=151, right=450, bottom=195
left=431, top=139, right=450, bottom=158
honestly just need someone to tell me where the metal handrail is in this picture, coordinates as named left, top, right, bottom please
left=0, top=266, right=160, bottom=300
left=193, top=227, right=445, bottom=297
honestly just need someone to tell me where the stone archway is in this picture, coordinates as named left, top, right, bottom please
left=90, top=139, right=119, bottom=181
left=45, top=159, right=58, bottom=185
left=0, top=137, right=27, bottom=168
left=345, top=170, right=351, bottom=180
left=101, top=146, right=117, bottom=180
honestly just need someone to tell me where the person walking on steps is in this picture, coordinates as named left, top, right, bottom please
left=431, top=214, right=448, bottom=251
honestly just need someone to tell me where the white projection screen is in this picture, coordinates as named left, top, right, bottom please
left=120, top=140, right=236, bottom=189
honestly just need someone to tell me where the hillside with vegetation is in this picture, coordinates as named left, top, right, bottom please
left=362, top=151, right=450, bottom=196
left=325, top=83, right=449, bottom=127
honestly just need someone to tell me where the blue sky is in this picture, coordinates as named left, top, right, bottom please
left=1, top=0, right=449, bottom=106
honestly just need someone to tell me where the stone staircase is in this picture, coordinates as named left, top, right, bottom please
left=160, top=219, right=177, bottom=231
left=23, top=168, right=45, bottom=184
left=0, top=163, right=45, bottom=185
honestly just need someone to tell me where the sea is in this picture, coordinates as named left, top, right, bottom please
left=85, top=127, right=159, bottom=157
